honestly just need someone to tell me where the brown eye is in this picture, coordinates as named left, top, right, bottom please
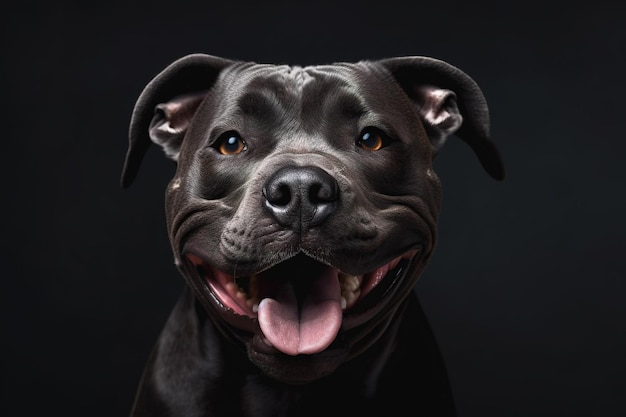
left=215, top=132, right=246, bottom=155
left=357, top=129, right=388, bottom=151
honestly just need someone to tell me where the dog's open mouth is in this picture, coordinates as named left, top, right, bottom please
left=186, top=251, right=416, bottom=356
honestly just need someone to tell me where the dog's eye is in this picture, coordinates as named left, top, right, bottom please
left=215, top=132, right=247, bottom=155
left=357, top=128, right=390, bottom=151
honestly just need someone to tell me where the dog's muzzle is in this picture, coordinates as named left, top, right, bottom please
left=179, top=164, right=424, bottom=382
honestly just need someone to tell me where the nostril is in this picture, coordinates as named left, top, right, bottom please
left=309, top=181, right=337, bottom=204
left=263, top=183, right=292, bottom=207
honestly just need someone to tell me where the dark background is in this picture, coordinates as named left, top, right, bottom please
left=3, top=1, right=625, bottom=416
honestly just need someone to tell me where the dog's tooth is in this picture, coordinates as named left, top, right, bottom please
left=248, top=274, right=259, bottom=299
left=340, top=288, right=361, bottom=309
left=236, top=291, right=247, bottom=300
left=338, top=273, right=364, bottom=310
left=340, top=274, right=361, bottom=292
left=225, top=282, right=237, bottom=293
left=252, top=303, right=259, bottom=313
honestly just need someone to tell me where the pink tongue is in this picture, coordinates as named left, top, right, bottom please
left=257, top=267, right=342, bottom=356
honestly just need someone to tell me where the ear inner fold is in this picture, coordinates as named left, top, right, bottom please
left=149, top=91, right=208, bottom=161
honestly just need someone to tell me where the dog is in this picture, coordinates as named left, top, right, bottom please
left=121, top=53, right=505, bottom=417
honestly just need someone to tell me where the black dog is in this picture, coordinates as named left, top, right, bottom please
left=121, top=54, right=504, bottom=416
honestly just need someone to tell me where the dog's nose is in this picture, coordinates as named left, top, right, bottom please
left=263, top=166, right=339, bottom=231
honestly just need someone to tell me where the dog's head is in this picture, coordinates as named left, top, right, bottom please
left=122, top=54, right=504, bottom=383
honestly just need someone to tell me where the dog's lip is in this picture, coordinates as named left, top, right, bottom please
left=184, top=249, right=418, bottom=333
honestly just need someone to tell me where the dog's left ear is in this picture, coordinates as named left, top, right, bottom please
left=379, top=56, right=505, bottom=180
left=121, top=53, right=235, bottom=188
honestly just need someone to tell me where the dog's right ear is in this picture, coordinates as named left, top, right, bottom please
left=121, top=54, right=235, bottom=188
left=379, top=56, right=505, bottom=181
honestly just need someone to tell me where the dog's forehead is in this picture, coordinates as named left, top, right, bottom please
left=224, top=61, right=370, bottom=94
left=215, top=61, right=404, bottom=124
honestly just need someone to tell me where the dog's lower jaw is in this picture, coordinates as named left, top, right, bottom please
left=246, top=299, right=405, bottom=384
left=248, top=336, right=350, bottom=384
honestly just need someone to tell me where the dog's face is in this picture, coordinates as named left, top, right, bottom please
left=122, top=54, right=504, bottom=383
